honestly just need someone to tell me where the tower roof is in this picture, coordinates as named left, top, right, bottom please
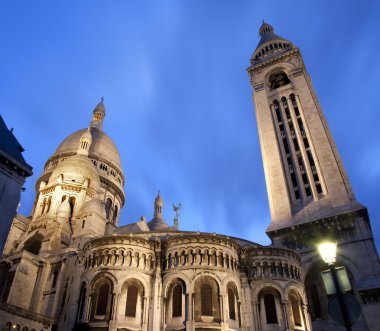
left=147, top=191, right=169, bottom=231
left=255, top=21, right=289, bottom=51
left=250, top=22, right=294, bottom=65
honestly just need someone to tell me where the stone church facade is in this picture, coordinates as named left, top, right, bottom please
left=0, top=23, right=379, bottom=331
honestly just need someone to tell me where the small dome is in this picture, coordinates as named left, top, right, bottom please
left=80, top=198, right=106, bottom=218
left=147, top=216, right=169, bottom=231
left=147, top=191, right=169, bottom=231
left=53, top=127, right=122, bottom=170
left=50, top=155, right=101, bottom=191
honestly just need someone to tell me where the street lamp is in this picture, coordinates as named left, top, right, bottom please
left=318, top=242, right=353, bottom=331
left=318, top=242, right=337, bottom=265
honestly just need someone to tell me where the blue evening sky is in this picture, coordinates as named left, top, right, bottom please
left=1, top=1, right=379, bottom=248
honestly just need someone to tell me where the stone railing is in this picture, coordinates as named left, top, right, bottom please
left=162, top=233, right=239, bottom=272
left=83, top=236, right=156, bottom=271
left=242, top=246, right=303, bottom=281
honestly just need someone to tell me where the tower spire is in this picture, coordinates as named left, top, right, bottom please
left=90, top=97, right=106, bottom=129
left=154, top=191, right=163, bottom=216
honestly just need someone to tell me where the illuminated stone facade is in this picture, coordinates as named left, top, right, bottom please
left=0, top=22, right=379, bottom=331
left=248, top=22, right=380, bottom=331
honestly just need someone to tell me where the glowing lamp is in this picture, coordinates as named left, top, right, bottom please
left=318, top=242, right=337, bottom=265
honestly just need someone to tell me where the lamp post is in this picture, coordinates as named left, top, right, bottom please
left=318, top=242, right=352, bottom=331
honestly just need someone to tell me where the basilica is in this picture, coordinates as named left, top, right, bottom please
left=0, top=23, right=379, bottom=331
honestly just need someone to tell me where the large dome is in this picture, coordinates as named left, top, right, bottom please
left=53, top=127, right=122, bottom=170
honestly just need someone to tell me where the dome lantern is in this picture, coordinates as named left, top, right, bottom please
left=90, top=97, right=106, bottom=130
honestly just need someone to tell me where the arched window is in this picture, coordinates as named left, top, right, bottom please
left=269, top=71, right=290, bottom=90
left=264, top=293, right=278, bottom=324
left=172, top=284, right=182, bottom=317
left=22, top=327, right=28, bottom=331
left=77, top=283, right=86, bottom=321
left=112, top=205, right=118, bottom=224
left=51, top=269, right=59, bottom=288
left=290, top=294, right=302, bottom=327
left=125, top=285, right=138, bottom=317
left=95, top=283, right=109, bottom=316
left=4, top=322, right=12, bottom=331
left=228, top=288, right=236, bottom=320
left=105, top=198, right=112, bottom=221
left=201, top=284, right=212, bottom=316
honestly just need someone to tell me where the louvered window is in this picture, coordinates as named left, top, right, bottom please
left=201, top=284, right=212, bottom=316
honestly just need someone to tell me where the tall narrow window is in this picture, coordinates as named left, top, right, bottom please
left=112, top=205, right=118, bottom=224
left=105, top=198, right=112, bottom=221
left=46, top=196, right=52, bottom=213
left=78, top=284, right=86, bottom=321
left=69, top=197, right=76, bottom=219
left=201, top=284, right=213, bottom=316
left=52, top=269, right=59, bottom=288
left=96, top=283, right=109, bottom=316
left=172, top=284, right=182, bottom=317
left=41, top=198, right=47, bottom=215
left=228, top=288, right=236, bottom=320
left=290, top=295, right=302, bottom=326
left=125, top=285, right=138, bottom=317
left=264, top=293, right=278, bottom=324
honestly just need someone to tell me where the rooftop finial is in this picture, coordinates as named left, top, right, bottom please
left=259, top=21, right=274, bottom=36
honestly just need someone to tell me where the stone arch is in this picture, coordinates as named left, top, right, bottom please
left=288, top=288, right=306, bottom=330
left=23, top=233, right=44, bottom=255
left=226, top=281, right=240, bottom=323
left=194, top=275, right=221, bottom=323
left=251, top=281, right=284, bottom=299
left=163, top=272, right=191, bottom=295
left=121, top=278, right=145, bottom=319
left=303, top=253, right=361, bottom=285
left=165, top=278, right=187, bottom=328
left=117, top=272, right=150, bottom=294
left=268, top=70, right=291, bottom=90
left=89, top=275, right=114, bottom=322
left=304, top=257, right=357, bottom=322
left=257, top=286, right=283, bottom=331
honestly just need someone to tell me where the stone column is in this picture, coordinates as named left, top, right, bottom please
left=254, top=301, right=261, bottom=331
left=108, top=292, right=119, bottom=331
left=220, top=294, right=226, bottom=331
left=301, top=303, right=311, bottom=331
left=142, top=296, right=149, bottom=331
left=281, top=300, right=291, bottom=331
left=85, top=295, right=92, bottom=321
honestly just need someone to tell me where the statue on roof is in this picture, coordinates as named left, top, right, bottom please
left=172, top=202, right=181, bottom=228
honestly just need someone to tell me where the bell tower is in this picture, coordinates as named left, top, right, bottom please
left=248, top=22, right=380, bottom=329
left=247, top=22, right=361, bottom=231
